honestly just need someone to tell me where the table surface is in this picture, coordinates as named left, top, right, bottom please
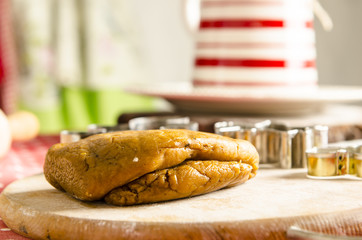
left=1, top=132, right=362, bottom=240
left=0, top=136, right=59, bottom=240
left=1, top=169, right=361, bottom=240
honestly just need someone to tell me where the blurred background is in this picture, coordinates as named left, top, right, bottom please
left=0, top=0, right=361, bottom=135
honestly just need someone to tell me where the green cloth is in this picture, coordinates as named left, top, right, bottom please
left=21, top=87, right=155, bottom=134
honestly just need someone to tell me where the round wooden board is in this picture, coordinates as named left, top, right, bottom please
left=0, top=169, right=361, bottom=240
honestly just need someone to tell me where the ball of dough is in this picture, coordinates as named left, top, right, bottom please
left=8, top=111, right=40, bottom=141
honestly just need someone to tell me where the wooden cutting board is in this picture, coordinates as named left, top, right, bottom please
left=0, top=169, right=361, bottom=240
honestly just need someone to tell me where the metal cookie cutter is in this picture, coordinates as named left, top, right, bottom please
left=128, top=116, right=199, bottom=131
left=60, top=124, right=129, bottom=143
left=215, top=120, right=328, bottom=169
left=354, top=151, right=362, bottom=178
left=60, top=130, right=103, bottom=144
left=60, top=116, right=199, bottom=143
left=306, top=145, right=362, bottom=179
left=87, top=123, right=129, bottom=133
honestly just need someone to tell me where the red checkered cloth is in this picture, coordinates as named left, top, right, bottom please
left=0, top=135, right=59, bottom=240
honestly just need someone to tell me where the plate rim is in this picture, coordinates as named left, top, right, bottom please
left=125, top=82, right=362, bottom=104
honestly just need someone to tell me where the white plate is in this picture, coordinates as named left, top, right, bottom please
left=125, top=82, right=362, bottom=115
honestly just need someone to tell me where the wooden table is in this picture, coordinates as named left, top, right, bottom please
left=1, top=168, right=361, bottom=240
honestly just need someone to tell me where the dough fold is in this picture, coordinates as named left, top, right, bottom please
left=105, top=160, right=252, bottom=206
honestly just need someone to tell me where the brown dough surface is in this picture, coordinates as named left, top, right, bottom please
left=44, top=129, right=259, bottom=204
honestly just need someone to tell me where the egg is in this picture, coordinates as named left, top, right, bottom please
left=0, top=109, right=12, bottom=160
left=8, top=111, right=40, bottom=142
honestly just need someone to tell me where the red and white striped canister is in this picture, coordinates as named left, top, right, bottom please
left=192, top=0, right=317, bottom=91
